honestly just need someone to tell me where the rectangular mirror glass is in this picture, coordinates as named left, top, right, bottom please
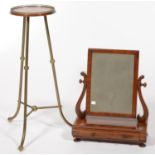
left=86, top=49, right=139, bottom=118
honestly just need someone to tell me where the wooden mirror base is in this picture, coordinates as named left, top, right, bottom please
left=72, top=118, right=147, bottom=147
left=72, top=72, right=148, bottom=147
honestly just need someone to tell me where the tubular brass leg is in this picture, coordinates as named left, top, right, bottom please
left=44, top=16, right=72, bottom=127
left=8, top=17, right=26, bottom=122
left=18, top=17, right=30, bottom=151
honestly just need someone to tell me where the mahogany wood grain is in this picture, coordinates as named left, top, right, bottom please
left=75, top=72, right=87, bottom=118
left=86, top=48, right=139, bottom=118
left=73, top=49, right=148, bottom=146
left=72, top=118, right=147, bottom=146
left=137, top=75, right=149, bottom=124
left=73, top=75, right=148, bottom=146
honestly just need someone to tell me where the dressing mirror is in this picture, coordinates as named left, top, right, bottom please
left=86, top=49, right=139, bottom=118
left=72, top=48, right=148, bottom=146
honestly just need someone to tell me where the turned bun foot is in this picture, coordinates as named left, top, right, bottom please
left=74, top=138, right=81, bottom=142
left=139, top=143, right=146, bottom=147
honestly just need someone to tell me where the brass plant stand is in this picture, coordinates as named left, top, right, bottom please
left=8, top=5, right=72, bottom=151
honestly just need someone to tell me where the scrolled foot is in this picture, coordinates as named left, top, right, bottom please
left=139, top=143, right=146, bottom=147
left=7, top=117, right=13, bottom=122
left=74, top=137, right=81, bottom=142
left=18, top=145, right=24, bottom=151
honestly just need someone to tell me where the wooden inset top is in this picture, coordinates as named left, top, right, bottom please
left=10, top=4, right=55, bottom=17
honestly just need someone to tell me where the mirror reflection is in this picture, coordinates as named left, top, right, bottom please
left=90, top=53, right=134, bottom=114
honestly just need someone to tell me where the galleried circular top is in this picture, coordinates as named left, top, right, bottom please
left=10, top=4, right=55, bottom=17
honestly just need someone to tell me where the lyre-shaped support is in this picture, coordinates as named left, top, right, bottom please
left=75, top=72, right=87, bottom=119
left=137, top=75, right=149, bottom=124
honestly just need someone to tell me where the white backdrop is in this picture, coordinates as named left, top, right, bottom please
left=0, top=0, right=155, bottom=153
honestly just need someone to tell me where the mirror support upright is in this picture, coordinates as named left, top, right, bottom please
left=75, top=72, right=87, bottom=119
left=137, top=75, right=149, bottom=124
left=73, top=73, right=149, bottom=147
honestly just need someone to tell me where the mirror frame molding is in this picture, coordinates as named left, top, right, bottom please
left=86, top=48, right=139, bottom=118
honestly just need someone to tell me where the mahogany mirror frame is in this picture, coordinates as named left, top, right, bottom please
left=86, top=48, right=139, bottom=118
left=73, top=48, right=148, bottom=147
